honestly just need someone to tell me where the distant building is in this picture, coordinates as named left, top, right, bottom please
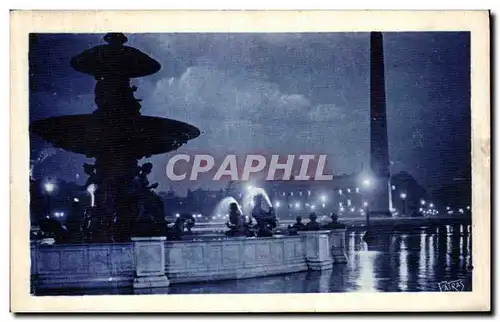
left=160, top=187, right=224, bottom=221
left=227, top=173, right=371, bottom=220
left=224, top=171, right=431, bottom=219
left=390, top=171, right=430, bottom=217
left=430, top=168, right=472, bottom=215
left=154, top=171, right=435, bottom=220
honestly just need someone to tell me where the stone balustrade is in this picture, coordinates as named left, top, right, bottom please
left=164, top=235, right=307, bottom=284
left=30, top=241, right=135, bottom=291
left=30, top=229, right=347, bottom=292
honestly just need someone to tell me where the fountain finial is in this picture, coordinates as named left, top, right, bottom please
left=104, top=32, right=128, bottom=46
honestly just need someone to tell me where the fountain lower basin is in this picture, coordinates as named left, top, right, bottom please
left=30, top=229, right=347, bottom=292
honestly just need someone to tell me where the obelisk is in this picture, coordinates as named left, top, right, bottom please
left=369, top=32, right=392, bottom=217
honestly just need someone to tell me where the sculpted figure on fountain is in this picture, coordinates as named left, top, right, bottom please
left=225, top=202, right=248, bottom=237
left=133, top=162, right=166, bottom=237
left=251, top=195, right=278, bottom=237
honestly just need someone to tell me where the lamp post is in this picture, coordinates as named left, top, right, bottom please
left=362, top=201, right=374, bottom=242
left=361, top=174, right=373, bottom=214
left=363, top=201, right=370, bottom=225
left=400, top=192, right=407, bottom=216
left=320, top=195, right=327, bottom=210
left=43, top=182, right=55, bottom=217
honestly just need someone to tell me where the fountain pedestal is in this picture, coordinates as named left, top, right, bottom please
left=132, top=237, right=170, bottom=288
left=299, top=231, right=334, bottom=270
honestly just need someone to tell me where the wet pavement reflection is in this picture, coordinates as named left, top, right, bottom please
left=168, top=224, right=473, bottom=294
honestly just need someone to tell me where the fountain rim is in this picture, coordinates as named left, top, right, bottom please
left=30, top=114, right=201, bottom=136
left=29, top=114, right=201, bottom=157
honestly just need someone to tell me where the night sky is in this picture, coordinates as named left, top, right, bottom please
left=29, top=32, right=471, bottom=193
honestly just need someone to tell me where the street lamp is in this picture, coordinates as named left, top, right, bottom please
left=400, top=193, right=407, bottom=216
left=44, top=182, right=55, bottom=193
left=43, top=181, right=56, bottom=218
left=275, top=201, right=280, bottom=208
left=362, top=179, right=371, bottom=187
left=320, top=195, right=327, bottom=203
left=53, top=211, right=65, bottom=218
left=420, top=199, right=426, bottom=206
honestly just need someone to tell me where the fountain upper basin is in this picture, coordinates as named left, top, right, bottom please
left=30, top=114, right=201, bottom=158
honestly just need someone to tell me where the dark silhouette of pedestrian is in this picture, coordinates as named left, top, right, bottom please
left=323, top=212, right=345, bottom=229
left=305, top=212, right=321, bottom=231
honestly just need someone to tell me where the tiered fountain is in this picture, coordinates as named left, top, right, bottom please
left=30, top=33, right=200, bottom=242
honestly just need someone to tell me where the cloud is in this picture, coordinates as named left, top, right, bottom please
left=133, top=61, right=371, bottom=189
left=138, top=64, right=366, bottom=132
